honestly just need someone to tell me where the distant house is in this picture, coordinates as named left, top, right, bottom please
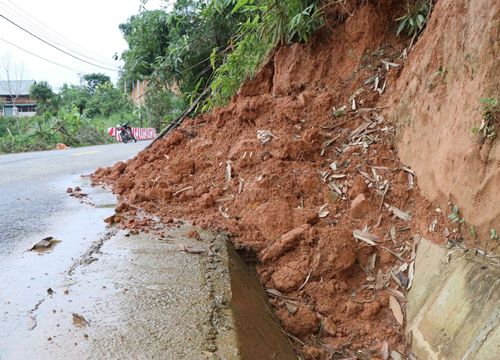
left=130, top=80, right=148, bottom=107
left=0, top=80, right=37, bottom=117
left=129, top=79, right=181, bottom=107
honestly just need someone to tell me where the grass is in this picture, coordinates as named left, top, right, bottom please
left=472, top=97, right=498, bottom=140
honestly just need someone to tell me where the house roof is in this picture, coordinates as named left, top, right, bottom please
left=0, top=80, right=36, bottom=96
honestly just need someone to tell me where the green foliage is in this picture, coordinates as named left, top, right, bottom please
left=491, top=228, right=498, bottom=241
left=84, top=82, right=133, bottom=118
left=288, top=3, right=322, bottom=42
left=0, top=132, right=57, bottom=153
left=83, top=73, right=111, bottom=95
left=448, top=205, right=464, bottom=224
left=472, top=97, right=498, bottom=140
left=470, top=225, right=477, bottom=241
left=30, top=81, right=56, bottom=113
left=204, top=0, right=323, bottom=109
left=119, top=10, right=173, bottom=85
left=205, top=16, right=272, bottom=109
left=1, top=74, right=137, bottom=153
left=480, top=97, right=499, bottom=124
left=396, top=1, right=430, bottom=37
left=119, top=0, right=325, bottom=112
left=58, top=84, right=91, bottom=114
left=143, top=87, right=185, bottom=129
left=234, top=0, right=323, bottom=45
left=332, top=106, right=347, bottom=118
left=0, top=109, right=114, bottom=154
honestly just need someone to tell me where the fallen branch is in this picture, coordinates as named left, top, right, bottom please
left=142, top=87, right=210, bottom=152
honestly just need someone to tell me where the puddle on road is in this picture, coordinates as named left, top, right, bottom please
left=94, top=203, right=117, bottom=209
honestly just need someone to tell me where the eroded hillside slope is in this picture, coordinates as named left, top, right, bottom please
left=92, top=0, right=498, bottom=358
left=389, top=0, right=500, bottom=249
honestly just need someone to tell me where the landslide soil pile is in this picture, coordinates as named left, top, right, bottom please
left=93, top=2, right=456, bottom=358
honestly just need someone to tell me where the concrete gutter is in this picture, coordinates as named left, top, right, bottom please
left=407, top=238, right=500, bottom=359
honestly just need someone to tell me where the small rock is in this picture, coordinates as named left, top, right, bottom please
left=72, top=313, right=90, bottom=327
left=29, top=237, right=56, bottom=251
left=323, top=317, right=337, bottom=336
left=271, top=262, right=307, bottom=292
left=350, top=193, right=369, bottom=219
left=104, top=215, right=114, bottom=224
left=186, top=230, right=201, bottom=240
left=260, top=224, right=310, bottom=261
left=278, top=304, right=319, bottom=336
left=257, top=130, right=276, bottom=144
left=66, top=187, right=73, bottom=193
left=346, top=301, right=363, bottom=316
left=302, top=345, right=326, bottom=360
left=361, top=301, right=381, bottom=320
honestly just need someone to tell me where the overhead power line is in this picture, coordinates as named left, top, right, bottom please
left=0, top=13, right=120, bottom=72
left=0, top=36, right=84, bottom=73
left=0, top=0, right=119, bottom=68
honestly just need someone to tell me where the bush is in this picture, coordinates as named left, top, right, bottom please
left=396, top=0, right=430, bottom=37
left=205, top=17, right=272, bottom=109
left=202, top=0, right=323, bottom=109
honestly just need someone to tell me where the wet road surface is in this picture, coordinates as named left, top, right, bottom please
left=0, top=142, right=147, bottom=256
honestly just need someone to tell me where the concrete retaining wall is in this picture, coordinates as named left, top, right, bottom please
left=407, top=238, right=500, bottom=359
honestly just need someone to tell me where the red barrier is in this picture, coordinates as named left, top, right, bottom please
left=107, top=127, right=157, bottom=142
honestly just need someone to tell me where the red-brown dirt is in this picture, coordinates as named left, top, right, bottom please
left=90, top=1, right=476, bottom=358
left=389, top=0, right=500, bottom=251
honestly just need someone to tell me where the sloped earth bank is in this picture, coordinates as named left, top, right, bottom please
left=91, top=1, right=485, bottom=358
left=388, top=0, right=500, bottom=250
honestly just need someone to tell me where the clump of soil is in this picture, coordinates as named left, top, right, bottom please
left=92, top=2, right=455, bottom=358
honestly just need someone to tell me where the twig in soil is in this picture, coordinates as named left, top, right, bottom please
left=282, top=330, right=305, bottom=346
left=356, top=106, right=389, bottom=113
left=351, top=296, right=376, bottom=304
left=151, top=176, right=160, bottom=187
left=266, top=288, right=297, bottom=301
left=173, top=186, right=194, bottom=196
left=380, top=245, right=405, bottom=262
left=297, top=271, right=312, bottom=292
left=379, top=182, right=390, bottom=209
left=339, top=211, right=361, bottom=222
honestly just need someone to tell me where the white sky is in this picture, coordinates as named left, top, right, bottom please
left=0, top=0, right=166, bottom=91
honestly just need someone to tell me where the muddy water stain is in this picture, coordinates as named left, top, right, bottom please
left=94, top=203, right=117, bottom=209
left=29, top=239, right=62, bottom=254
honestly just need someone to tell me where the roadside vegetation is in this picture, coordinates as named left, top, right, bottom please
left=0, top=74, right=137, bottom=153
left=119, top=0, right=324, bottom=115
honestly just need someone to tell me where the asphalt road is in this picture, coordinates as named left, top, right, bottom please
left=0, top=142, right=146, bottom=256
